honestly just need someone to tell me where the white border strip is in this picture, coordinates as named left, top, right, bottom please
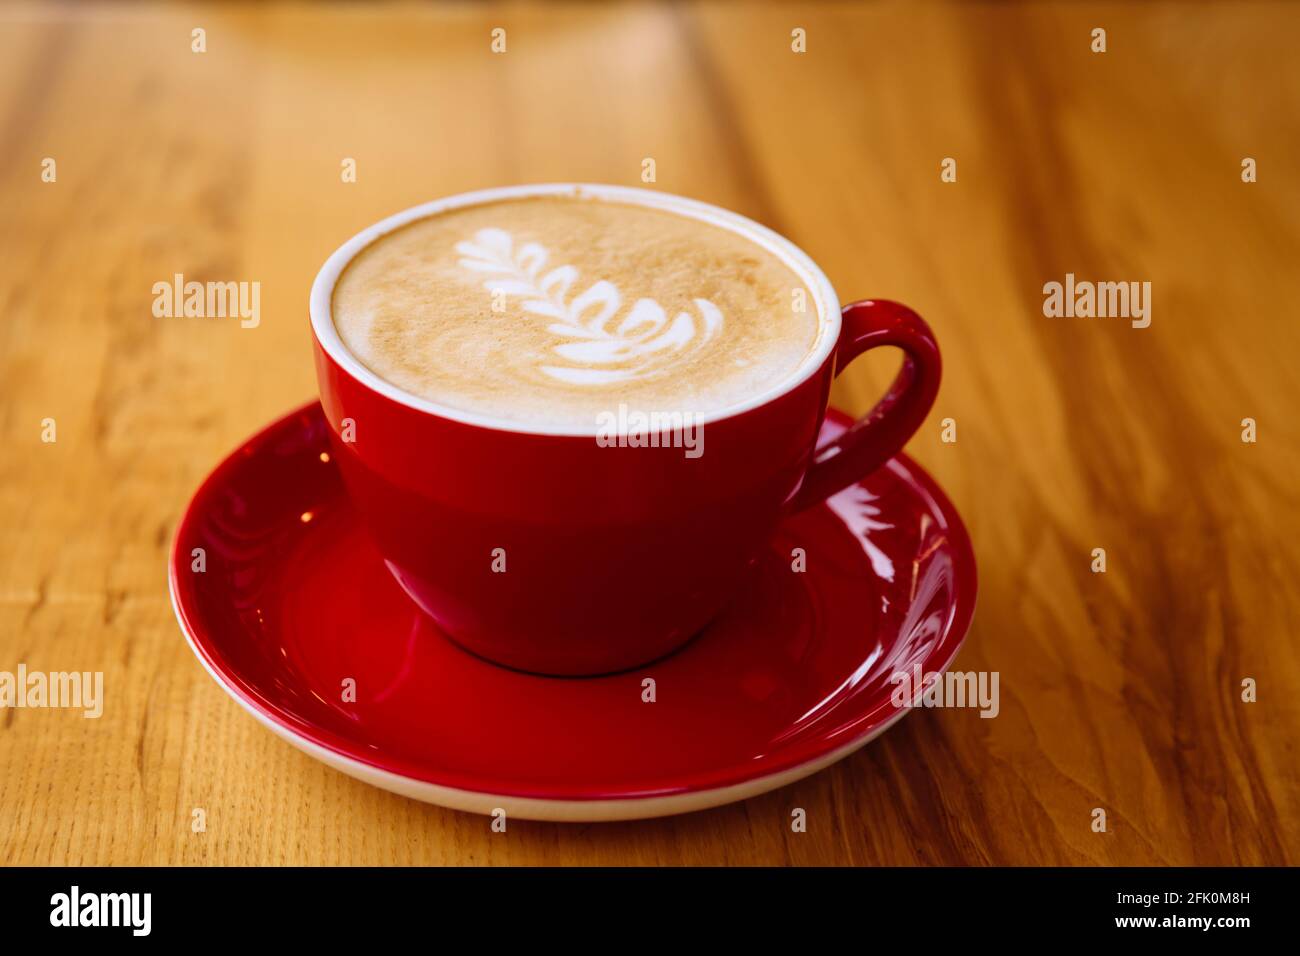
left=309, top=183, right=842, bottom=437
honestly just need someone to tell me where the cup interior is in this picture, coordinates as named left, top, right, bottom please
left=309, top=183, right=843, bottom=436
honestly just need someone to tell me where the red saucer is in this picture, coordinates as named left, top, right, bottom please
left=170, top=402, right=977, bottom=820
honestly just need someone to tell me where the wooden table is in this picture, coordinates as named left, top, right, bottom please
left=2, top=0, right=1297, bottom=866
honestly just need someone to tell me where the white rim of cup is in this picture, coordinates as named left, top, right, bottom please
left=309, top=183, right=843, bottom=437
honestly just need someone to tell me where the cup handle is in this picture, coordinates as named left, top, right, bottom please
left=789, top=299, right=942, bottom=512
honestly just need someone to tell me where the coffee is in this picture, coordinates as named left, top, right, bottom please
left=331, top=194, right=821, bottom=428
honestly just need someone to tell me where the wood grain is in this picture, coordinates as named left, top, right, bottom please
left=1, top=0, right=1297, bottom=866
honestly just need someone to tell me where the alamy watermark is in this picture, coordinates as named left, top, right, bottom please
left=595, top=403, right=704, bottom=459
left=50, top=886, right=150, bottom=936
left=890, top=664, right=999, bottom=718
left=0, top=664, right=103, bottom=718
left=1043, top=273, right=1151, bottom=328
left=152, top=273, right=260, bottom=328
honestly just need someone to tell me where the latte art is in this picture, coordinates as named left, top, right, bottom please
left=455, top=227, right=722, bottom=385
left=331, top=195, right=822, bottom=428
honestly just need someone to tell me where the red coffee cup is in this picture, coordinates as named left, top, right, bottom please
left=310, top=185, right=940, bottom=675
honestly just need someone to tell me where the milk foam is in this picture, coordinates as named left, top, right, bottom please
left=456, top=227, right=724, bottom=385
left=331, top=196, right=820, bottom=428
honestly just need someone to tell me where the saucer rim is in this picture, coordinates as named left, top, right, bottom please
left=170, top=401, right=977, bottom=819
